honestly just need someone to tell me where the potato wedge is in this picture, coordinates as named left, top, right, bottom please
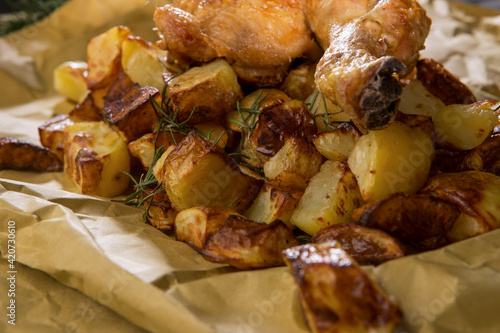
left=0, top=137, right=63, bottom=172
left=283, top=241, right=402, bottom=333
left=352, top=193, right=459, bottom=250
left=416, top=58, right=477, bottom=106
left=200, top=215, right=299, bottom=269
left=86, top=25, right=132, bottom=90
left=104, top=84, right=161, bottom=142
left=63, top=121, right=130, bottom=197
left=312, top=122, right=361, bottom=162
left=311, top=224, right=405, bottom=265
left=167, top=59, right=244, bottom=124
left=348, top=121, right=434, bottom=202
left=121, top=36, right=168, bottom=91
left=420, top=171, right=500, bottom=242
left=53, top=61, right=89, bottom=103
left=433, top=101, right=498, bottom=150
left=291, top=160, right=363, bottom=235
left=175, top=206, right=242, bottom=249
left=263, top=136, right=324, bottom=191
left=154, top=131, right=263, bottom=213
left=244, top=183, right=302, bottom=229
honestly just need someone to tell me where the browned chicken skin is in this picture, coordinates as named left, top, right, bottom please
left=154, top=0, right=431, bottom=130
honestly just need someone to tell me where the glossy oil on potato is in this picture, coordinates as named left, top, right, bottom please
left=283, top=241, right=402, bottom=333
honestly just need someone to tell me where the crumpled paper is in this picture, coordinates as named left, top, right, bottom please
left=1, top=1, right=500, bottom=333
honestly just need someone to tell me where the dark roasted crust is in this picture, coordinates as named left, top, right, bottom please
left=417, top=58, right=477, bottom=106
left=0, top=137, right=63, bottom=172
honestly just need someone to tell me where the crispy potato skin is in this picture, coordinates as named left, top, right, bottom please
left=39, top=114, right=75, bottom=162
left=0, top=137, right=63, bottom=172
left=312, top=224, right=405, bottom=265
left=352, top=193, right=460, bottom=250
left=104, top=84, right=161, bottom=142
left=460, top=134, right=500, bottom=176
left=283, top=241, right=402, bottom=333
left=145, top=191, right=176, bottom=232
left=420, top=171, right=500, bottom=233
left=250, top=99, right=317, bottom=157
left=69, top=94, right=104, bottom=121
left=416, top=58, right=477, bottom=106
left=200, top=215, right=299, bottom=269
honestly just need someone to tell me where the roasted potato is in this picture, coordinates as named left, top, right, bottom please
left=311, top=224, right=405, bottom=265
left=460, top=134, right=500, bottom=176
left=312, top=122, right=362, bottom=162
left=86, top=25, right=132, bottom=90
left=352, top=193, right=459, bottom=250
left=398, top=79, right=445, bottom=118
left=416, top=58, right=477, bottom=106
left=433, top=100, right=498, bottom=150
left=128, top=131, right=185, bottom=170
left=167, top=58, right=244, bottom=124
left=283, top=241, right=402, bottom=333
left=305, top=90, right=351, bottom=132
left=263, top=136, right=324, bottom=191
left=199, top=215, right=299, bottom=269
left=154, top=131, right=263, bottom=213
left=290, top=160, right=363, bottom=235
left=0, top=137, right=63, bottom=172
left=68, top=94, right=103, bottom=121
left=278, top=62, right=317, bottom=101
left=348, top=121, right=434, bottom=202
left=53, top=61, right=89, bottom=103
left=244, top=183, right=302, bottom=229
left=420, top=171, right=500, bottom=242
left=63, top=121, right=130, bottom=197
left=121, top=36, right=168, bottom=91
left=145, top=191, right=176, bottom=232
left=104, top=84, right=161, bottom=142
left=38, top=114, right=75, bottom=162
left=175, top=206, right=242, bottom=249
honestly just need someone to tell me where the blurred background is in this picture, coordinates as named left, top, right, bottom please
left=0, top=0, right=500, bottom=37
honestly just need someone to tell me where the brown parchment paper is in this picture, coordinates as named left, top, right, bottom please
left=1, top=1, right=500, bottom=332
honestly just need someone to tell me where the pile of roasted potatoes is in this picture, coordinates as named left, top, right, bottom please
left=2, top=23, right=499, bottom=333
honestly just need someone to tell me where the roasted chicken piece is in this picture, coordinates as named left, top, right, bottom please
left=0, top=137, right=63, bottom=172
left=311, top=224, right=405, bottom=265
left=305, top=0, right=430, bottom=130
left=154, top=0, right=320, bottom=86
left=283, top=241, right=402, bottom=333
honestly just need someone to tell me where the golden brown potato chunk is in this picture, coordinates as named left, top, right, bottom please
left=86, top=25, right=132, bottom=90
left=244, top=182, right=302, bottom=229
left=420, top=171, right=500, bottom=242
left=128, top=131, right=185, bottom=170
left=283, top=241, right=402, bottom=333
left=352, top=193, right=460, bottom=250
left=175, top=206, right=241, bottom=249
left=167, top=59, right=244, bottom=124
left=312, top=224, right=405, bottom=265
left=200, top=215, right=299, bottom=269
left=416, top=58, right=477, bottom=106
left=69, top=94, right=103, bottom=121
left=263, top=136, right=324, bottom=192
left=144, top=191, right=176, bottom=232
left=104, top=84, right=161, bottom=142
left=154, top=131, right=263, bottom=213
left=39, top=114, right=75, bottom=162
left=0, top=137, right=63, bottom=172
left=53, top=61, right=89, bottom=103
left=312, top=122, right=361, bottom=162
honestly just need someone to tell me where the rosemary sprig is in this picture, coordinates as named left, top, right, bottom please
left=307, top=91, right=345, bottom=130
